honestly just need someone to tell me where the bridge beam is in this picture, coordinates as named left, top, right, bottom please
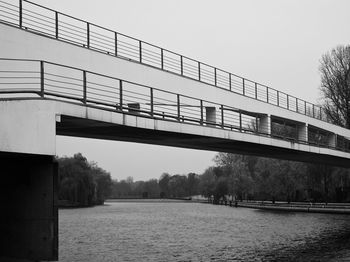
left=0, top=152, right=58, bottom=261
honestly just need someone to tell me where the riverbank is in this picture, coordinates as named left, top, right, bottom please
left=106, top=198, right=199, bottom=203
left=214, top=200, right=350, bottom=214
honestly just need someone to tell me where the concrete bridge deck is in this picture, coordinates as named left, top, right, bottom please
left=1, top=1, right=350, bottom=261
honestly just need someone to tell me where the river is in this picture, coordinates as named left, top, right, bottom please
left=58, top=200, right=350, bottom=261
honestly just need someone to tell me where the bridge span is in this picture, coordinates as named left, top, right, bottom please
left=0, top=0, right=350, bottom=261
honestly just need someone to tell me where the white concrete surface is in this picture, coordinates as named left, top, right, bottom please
left=1, top=23, right=350, bottom=139
left=0, top=99, right=56, bottom=155
left=1, top=99, right=350, bottom=164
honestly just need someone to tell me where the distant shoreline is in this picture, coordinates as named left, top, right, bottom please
left=215, top=200, right=350, bottom=215
left=106, top=198, right=198, bottom=203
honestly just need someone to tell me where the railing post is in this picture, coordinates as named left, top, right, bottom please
left=229, top=73, right=232, bottom=91
left=255, top=83, right=257, bottom=100
left=221, top=105, right=224, bottom=128
left=180, top=56, right=183, bottom=75
left=312, top=104, right=315, bottom=118
left=40, top=61, right=44, bottom=97
left=86, top=22, right=90, bottom=48
left=161, top=48, right=164, bottom=70
left=277, top=91, right=279, bottom=106
left=296, top=98, right=298, bottom=113
left=83, top=71, right=87, bottom=103
left=214, top=68, right=217, bottom=86
left=304, top=101, right=307, bottom=115
left=198, top=62, right=201, bottom=81
left=114, top=32, right=118, bottom=56
left=139, top=41, right=142, bottom=63
left=239, top=111, right=242, bottom=131
left=55, top=12, right=58, bottom=39
left=242, top=78, right=245, bottom=95
left=119, top=80, right=123, bottom=111
left=177, top=94, right=180, bottom=121
left=150, top=88, right=154, bottom=116
left=255, top=115, right=259, bottom=133
left=287, top=94, right=289, bottom=110
left=266, top=86, right=269, bottom=103
left=19, top=0, right=22, bottom=28
left=200, top=100, right=203, bottom=125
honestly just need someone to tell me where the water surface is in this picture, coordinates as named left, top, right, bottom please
left=59, top=201, right=350, bottom=261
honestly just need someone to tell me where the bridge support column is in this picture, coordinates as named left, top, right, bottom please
left=298, top=123, right=308, bottom=142
left=0, top=152, right=58, bottom=261
left=328, top=133, right=337, bottom=148
left=205, top=107, right=216, bottom=125
left=259, top=115, right=271, bottom=135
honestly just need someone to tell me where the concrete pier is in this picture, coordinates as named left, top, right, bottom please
left=0, top=152, right=58, bottom=261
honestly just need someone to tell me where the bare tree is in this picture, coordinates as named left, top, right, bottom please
left=320, top=45, right=350, bottom=128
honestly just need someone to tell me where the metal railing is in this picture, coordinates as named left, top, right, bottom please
left=0, top=0, right=330, bottom=124
left=0, top=58, right=349, bottom=153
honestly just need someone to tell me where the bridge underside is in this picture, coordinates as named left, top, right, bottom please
left=57, top=115, right=350, bottom=167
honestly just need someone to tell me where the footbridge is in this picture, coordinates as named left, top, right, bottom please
left=0, top=0, right=349, bottom=261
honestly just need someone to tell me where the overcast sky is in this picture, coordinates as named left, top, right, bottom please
left=31, top=0, right=350, bottom=181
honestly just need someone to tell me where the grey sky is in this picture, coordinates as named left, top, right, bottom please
left=32, top=0, right=350, bottom=181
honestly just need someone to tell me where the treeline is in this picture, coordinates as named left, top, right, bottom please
left=109, top=173, right=200, bottom=199
left=110, top=153, right=350, bottom=203
left=57, top=152, right=350, bottom=205
left=57, top=153, right=112, bottom=207
left=203, top=153, right=350, bottom=203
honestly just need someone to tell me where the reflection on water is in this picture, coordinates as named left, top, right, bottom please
left=59, top=201, right=350, bottom=261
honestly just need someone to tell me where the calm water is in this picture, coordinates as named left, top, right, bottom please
left=59, top=201, right=350, bottom=261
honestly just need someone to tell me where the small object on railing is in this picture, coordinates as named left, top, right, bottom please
left=127, top=103, right=140, bottom=114
left=115, top=103, right=122, bottom=111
